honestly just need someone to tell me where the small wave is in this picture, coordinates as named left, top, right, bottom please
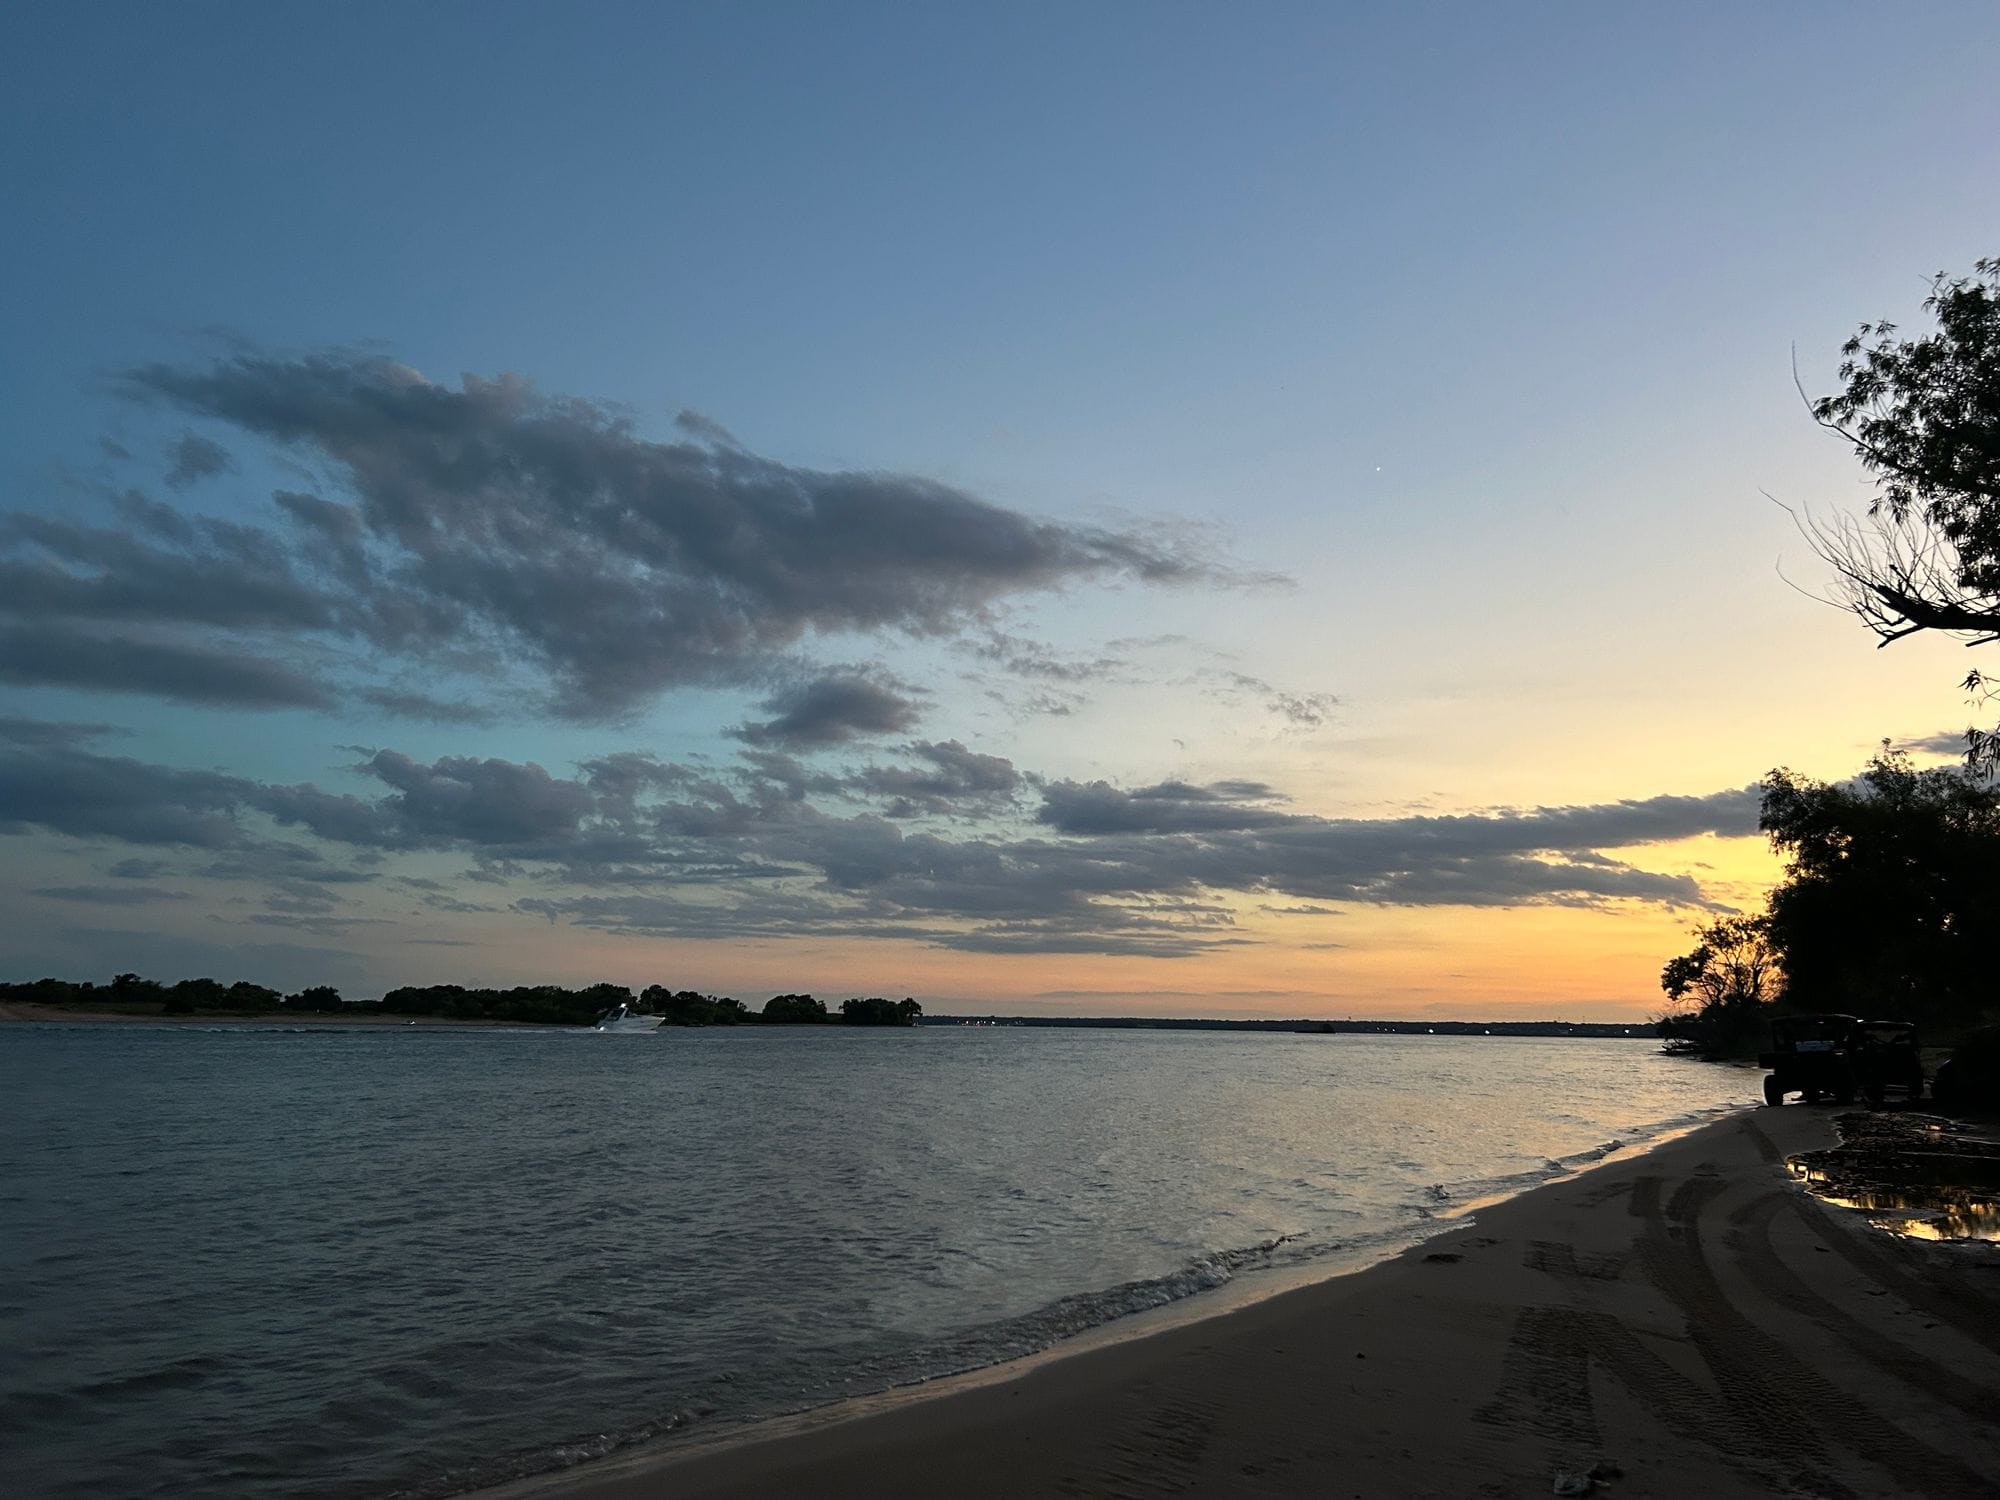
left=70, top=1354, right=225, bottom=1400
left=1406, top=1105, right=1747, bottom=1221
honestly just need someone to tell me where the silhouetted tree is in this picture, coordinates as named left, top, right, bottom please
left=762, top=992, right=827, bottom=1023
left=1657, top=916, right=1780, bottom=1057
left=642, top=985, right=748, bottom=1025
left=1759, top=747, right=2000, bottom=1026
left=1798, top=257, right=2000, bottom=769
left=840, top=996, right=923, bottom=1026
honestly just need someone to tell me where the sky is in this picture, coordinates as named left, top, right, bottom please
left=2, top=3, right=1996, bottom=1019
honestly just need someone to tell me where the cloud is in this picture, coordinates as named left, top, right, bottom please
left=0, top=728, right=1759, bottom=958
left=1215, top=671, right=1337, bottom=729
left=1269, top=691, right=1337, bottom=727
left=0, top=716, right=122, bottom=748
left=732, top=672, right=922, bottom=747
left=1905, top=729, right=1973, bottom=756
left=1037, top=778, right=1291, bottom=834
left=49, top=347, right=1223, bottom=720
left=0, top=624, right=332, bottom=708
left=359, top=689, right=498, bottom=726
left=164, top=432, right=233, bottom=488
left=32, top=884, right=191, bottom=906
left=965, top=629, right=1127, bottom=683
left=0, top=740, right=259, bottom=847
left=848, top=739, right=1023, bottom=816
left=361, top=751, right=596, bottom=846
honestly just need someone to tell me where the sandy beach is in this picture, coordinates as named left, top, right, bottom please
left=475, top=1106, right=2000, bottom=1500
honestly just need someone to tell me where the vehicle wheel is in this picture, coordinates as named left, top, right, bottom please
left=1804, top=1088, right=1823, bottom=1104
left=1763, top=1075, right=1784, bottom=1107
left=1865, top=1086, right=1885, bottom=1107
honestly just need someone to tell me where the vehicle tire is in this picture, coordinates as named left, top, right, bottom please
left=1763, top=1075, right=1784, bottom=1107
left=1865, top=1086, right=1885, bottom=1107
left=1804, top=1088, right=1822, bottom=1104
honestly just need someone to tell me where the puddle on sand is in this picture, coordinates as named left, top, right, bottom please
left=1787, top=1163, right=2000, bottom=1241
left=1787, top=1112, right=2000, bottom=1243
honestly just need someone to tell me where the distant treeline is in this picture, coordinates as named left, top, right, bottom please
left=0, top=975, right=923, bottom=1028
left=933, top=1015, right=1648, bottom=1037
left=4, top=976, right=1640, bottom=1034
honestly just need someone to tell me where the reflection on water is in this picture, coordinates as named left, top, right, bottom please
left=0, top=1026, right=1751, bottom=1500
left=1788, top=1159, right=2000, bottom=1241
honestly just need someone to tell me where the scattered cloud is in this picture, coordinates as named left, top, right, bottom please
left=0, top=723, right=1760, bottom=959
left=0, top=716, right=123, bottom=749
left=359, top=689, right=498, bottom=726
left=32, top=884, right=191, bottom=906
left=1216, top=671, right=1337, bottom=730
left=0, top=623, right=332, bottom=708
left=1905, top=729, right=1973, bottom=757
left=848, top=739, right=1023, bottom=816
left=163, top=431, right=233, bottom=488
left=732, top=671, right=922, bottom=748
left=6, top=348, right=1228, bottom=722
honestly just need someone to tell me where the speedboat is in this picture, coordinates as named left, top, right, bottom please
left=594, top=1003, right=664, bottom=1033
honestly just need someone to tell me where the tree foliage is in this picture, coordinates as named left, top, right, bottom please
left=641, top=985, right=748, bottom=1025
left=1657, top=747, right=2000, bottom=1052
left=1800, top=257, right=2000, bottom=769
left=1657, top=916, right=1781, bottom=1057
left=840, top=996, right=923, bottom=1026
left=2, top=973, right=927, bottom=1031
left=761, top=992, right=828, bottom=1023
left=1758, top=748, right=2000, bottom=1024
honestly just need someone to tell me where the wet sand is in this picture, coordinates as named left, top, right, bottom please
left=475, top=1106, right=2000, bottom=1500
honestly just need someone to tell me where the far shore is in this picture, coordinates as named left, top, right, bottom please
left=472, top=1106, right=2000, bottom=1500
left=0, top=1002, right=1656, bottom=1036
left=0, top=1002, right=520, bottom=1027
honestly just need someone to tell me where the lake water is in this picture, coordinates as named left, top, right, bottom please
left=0, top=1023, right=1751, bottom=1498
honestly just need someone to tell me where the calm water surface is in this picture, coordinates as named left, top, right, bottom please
left=0, top=1024, right=1751, bottom=1498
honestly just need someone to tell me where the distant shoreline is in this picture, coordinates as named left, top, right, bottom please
left=0, top=1001, right=1651, bottom=1037
left=0, top=1002, right=520, bottom=1027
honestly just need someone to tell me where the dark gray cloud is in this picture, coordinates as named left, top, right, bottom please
left=164, top=432, right=233, bottom=488
left=2, top=501, right=335, bottom=630
left=0, top=624, right=332, bottom=708
left=849, top=739, right=1022, bottom=816
left=359, top=689, right=498, bottom=726
left=0, top=724, right=1757, bottom=958
left=0, top=716, right=122, bottom=748
left=50, top=348, right=1219, bottom=719
left=0, top=740, right=257, bottom=847
left=363, top=751, right=596, bottom=846
left=1905, top=729, right=1973, bottom=756
left=733, top=672, right=922, bottom=747
left=1038, top=778, right=1290, bottom=834
left=32, top=884, right=191, bottom=906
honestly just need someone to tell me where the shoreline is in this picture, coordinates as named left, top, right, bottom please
left=0, top=1002, right=524, bottom=1026
left=471, top=1106, right=2000, bottom=1500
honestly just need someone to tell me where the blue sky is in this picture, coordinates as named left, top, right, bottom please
left=2, top=4, right=1995, bottom=1015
